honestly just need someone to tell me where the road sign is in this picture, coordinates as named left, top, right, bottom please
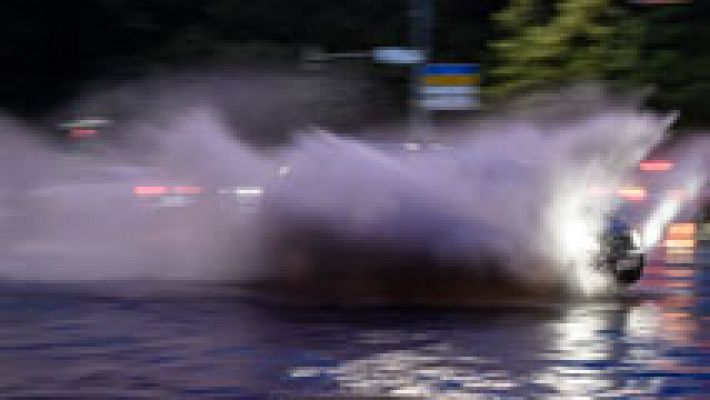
left=419, top=63, right=480, bottom=110
left=419, top=85, right=478, bottom=95
left=419, top=95, right=479, bottom=110
left=421, top=64, right=480, bottom=76
left=372, top=47, right=425, bottom=65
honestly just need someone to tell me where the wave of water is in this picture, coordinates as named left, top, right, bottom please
left=0, top=83, right=705, bottom=300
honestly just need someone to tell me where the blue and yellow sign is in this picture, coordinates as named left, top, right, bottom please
left=421, top=64, right=481, bottom=86
left=419, top=64, right=480, bottom=110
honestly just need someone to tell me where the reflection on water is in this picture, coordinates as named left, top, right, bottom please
left=285, top=260, right=709, bottom=398
left=290, top=342, right=518, bottom=397
left=285, top=300, right=700, bottom=398
left=0, top=257, right=707, bottom=397
left=534, top=303, right=665, bottom=398
left=665, top=248, right=696, bottom=265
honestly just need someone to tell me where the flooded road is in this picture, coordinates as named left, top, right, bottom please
left=0, top=251, right=708, bottom=398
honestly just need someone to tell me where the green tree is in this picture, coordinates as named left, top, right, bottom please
left=488, top=0, right=642, bottom=97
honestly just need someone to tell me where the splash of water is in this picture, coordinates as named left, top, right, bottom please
left=263, top=90, right=677, bottom=296
left=0, top=82, right=702, bottom=300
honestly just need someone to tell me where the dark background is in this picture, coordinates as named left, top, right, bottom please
left=0, top=1, right=708, bottom=126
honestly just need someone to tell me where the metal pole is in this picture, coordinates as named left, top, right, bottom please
left=409, top=0, right=433, bottom=143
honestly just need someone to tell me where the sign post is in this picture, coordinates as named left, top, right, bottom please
left=408, top=0, right=433, bottom=143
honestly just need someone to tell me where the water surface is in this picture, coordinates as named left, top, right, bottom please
left=0, top=252, right=707, bottom=398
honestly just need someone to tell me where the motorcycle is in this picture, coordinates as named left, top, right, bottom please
left=594, top=217, right=645, bottom=285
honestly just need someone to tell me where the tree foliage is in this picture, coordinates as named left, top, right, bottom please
left=489, top=0, right=642, bottom=96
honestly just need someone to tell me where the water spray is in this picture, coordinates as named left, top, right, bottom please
left=0, top=81, right=702, bottom=302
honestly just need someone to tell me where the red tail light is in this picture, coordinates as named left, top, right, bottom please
left=133, top=186, right=168, bottom=196
left=618, top=186, right=647, bottom=202
left=173, top=186, right=203, bottom=195
left=69, top=128, right=98, bottom=139
left=640, top=160, right=674, bottom=172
